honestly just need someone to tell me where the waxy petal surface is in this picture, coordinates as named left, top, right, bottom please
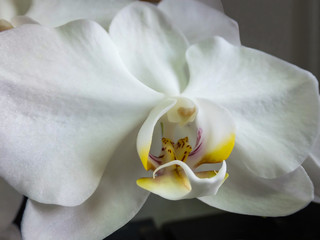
left=158, top=0, right=240, bottom=45
left=0, top=178, right=23, bottom=232
left=185, top=37, right=320, bottom=178
left=109, top=2, right=189, bottom=95
left=137, top=98, right=177, bottom=170
left=25, top=0, right=135, bottom=28
left=0, top=20, right=161, bottom=206
left=187, top=99, right=235, bottom=168
left=22, top=130, right=149, bottom=240
left=200, top=154, right=314, bottom=216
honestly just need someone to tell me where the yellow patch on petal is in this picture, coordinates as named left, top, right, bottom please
left=195, top=171, right=229, bottom=181
left=139, top=144, right=152, bottom=171
left=197, top=133, right=236, bottom=166
left=0, top=19, right=13, bottom=32
left=137, top=169, right=191, bottom=200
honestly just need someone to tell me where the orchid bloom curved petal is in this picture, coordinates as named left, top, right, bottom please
left=158, top=0, right=240, bottom=46
left=137, top=98, right=177, bottom=171
left=137, top=160, right=227, bottom=200
left=22, top=130, right=149, bottom=240
left=0, top=224, right=21, bottom=240
left=0, top=178, right=23, bottom=233
left=199, top=159, right=314, bottom=216
left=184, top=37, right=320, bottom=179
left=0, top=0, right=31, bottom=22
left=109, top=2, right=189, bottom=95
left=186, top=98, right=236, bottom=168
left=0, top=20, right=162, bottom=206
left=25, top=0, right=135, bottom=29
left=303, top=134, right=320, bottom=203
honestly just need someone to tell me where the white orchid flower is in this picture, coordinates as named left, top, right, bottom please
left=0, top=178, right=23, bottom=240
left=0, top=1, right=319, bottom=240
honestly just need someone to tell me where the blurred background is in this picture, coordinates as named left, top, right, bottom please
left=223, top=0, right=320, bottom=81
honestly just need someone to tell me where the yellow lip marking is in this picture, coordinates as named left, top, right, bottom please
left=0, top=19, right=14, bottom=32
left=197, top=133, right=235, bottom=167
left=139, top=144, right=152, bottom=171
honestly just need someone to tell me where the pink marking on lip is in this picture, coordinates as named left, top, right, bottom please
left=189, top=128, right=203, bottom=156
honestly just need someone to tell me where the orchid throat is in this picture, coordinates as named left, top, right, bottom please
left=136, top=97, right=235, bottom=200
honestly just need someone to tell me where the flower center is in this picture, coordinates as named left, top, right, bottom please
left=152, top=137, right=192, bottom=176
left=136, top=97, right=234, bottom=200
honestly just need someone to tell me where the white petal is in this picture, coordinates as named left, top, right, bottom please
left=0, top=178, right=23, bottom=231
left=0, top=21, right=162, bottom=206
left=0, top=0, right=31, bottom=21
left=200, top=156, right=314, bottom=216
left=0, top=224, right=21, bottom=240
left=25, top=0, right=135, bottom=28
left=22, top=130, right=149, bottom=240
left=137, top=98, right=177, bottom=170
left=309, top=130, right=320, bottom=166
left=109, top=2, right=189, bottom=95
left=187, top=98, right=235, bottom=168
left=184, top=37, right=320, bottom=178
left=158, top=0, right=240, bottom=45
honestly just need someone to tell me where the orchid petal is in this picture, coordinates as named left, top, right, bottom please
left=0, top=0, right=31, bottom=21
left=22, top=130, right=149, bottom=240
left=187, top=98, right=235, bottom=168
left=184, top=37, right=320, bottom=178
left=309, top=132, right=320, bottom=166
left=0, top=224, right=21, bottom=240
left=0, top=178, right=23, bottom=232
left=25, top=0, right=135, bottom=28
left=158, top=0, right=240, bottom=45
left=109, top=2, right=189, bottom=95
left=137, top=160, right=227, bottom=200
left=0, top=20, right=161, bottom=206
left=137, top=98, right=177, bottom=170
left=200, top=155, right=314, bottom=216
